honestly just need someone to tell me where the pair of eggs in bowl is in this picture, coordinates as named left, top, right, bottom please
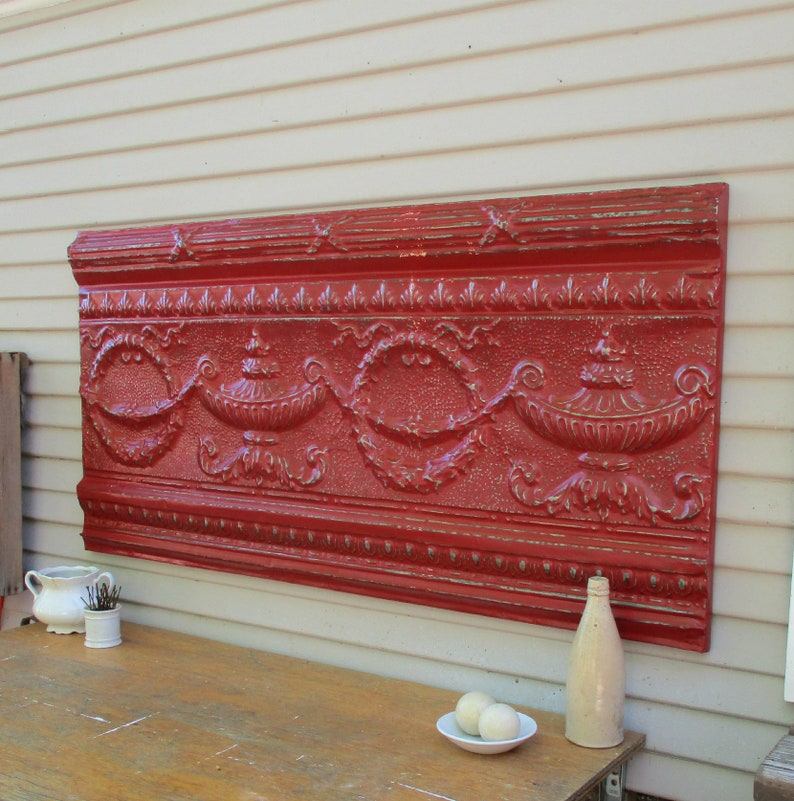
left=436, top=691, right=538, bottom=754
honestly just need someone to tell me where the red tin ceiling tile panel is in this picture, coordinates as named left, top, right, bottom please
left=68, top=183, right=728, bottom=651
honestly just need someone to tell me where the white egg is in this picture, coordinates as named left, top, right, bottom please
left=455, top=690, right=495, bottom=735
left=478, top=702, right=521, bottom=741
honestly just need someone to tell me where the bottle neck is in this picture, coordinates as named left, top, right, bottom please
left=586, top=576, right=610, bottom=598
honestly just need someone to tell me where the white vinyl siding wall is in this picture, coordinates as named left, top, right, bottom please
left=2, top=2, right=793, bottom=799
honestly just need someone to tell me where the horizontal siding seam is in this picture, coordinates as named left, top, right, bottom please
left=0, top=0, right=129, bottom=34
left=722, top=268, right=794, bottom=279
left=3, top=54, right=794, bottom=165
left=0, top=0, right=303, bottom=64
left=717, top=515, right=794, bottom=528
left=3, top=7, right=794, bottom=126
left=636, top=746, right=758, bottom=777
left=0, top=0, right=564, bottom=84
left=722, top=422, right=794, bottom=434
left=725, top=323, right=794, bottom=332
left=717, top=470, right=794, bottom=482
left=624, top=690, right=791, bottom=725
left=1, top=110, right=793, bottom=207
left=6, top=0, right=584, bottom=72
left=714, top=556, right=794, bottom=577
left=4, top=0, right=789, bottom=63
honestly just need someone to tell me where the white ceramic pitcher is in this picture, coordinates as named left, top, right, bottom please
left=24, top=565, right=114, bottom=634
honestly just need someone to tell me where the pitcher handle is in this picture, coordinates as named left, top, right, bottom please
left=24, top=570, right=44, bottom=598
left=94, top=571, right=114, bottom=590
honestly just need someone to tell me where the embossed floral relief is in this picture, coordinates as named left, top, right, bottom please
left=70, top=184, right=727, bottom=651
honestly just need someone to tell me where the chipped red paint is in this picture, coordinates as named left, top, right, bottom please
left=69, top=183, right=728, bottom=651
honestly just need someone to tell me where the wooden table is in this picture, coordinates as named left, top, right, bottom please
left=0, top=622, right=644, bottom=801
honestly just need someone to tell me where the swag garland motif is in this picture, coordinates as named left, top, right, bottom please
left=82, top=322, right=714, bottom=527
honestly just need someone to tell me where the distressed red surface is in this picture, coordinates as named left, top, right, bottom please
left=69, top=183, right=728, bottom=651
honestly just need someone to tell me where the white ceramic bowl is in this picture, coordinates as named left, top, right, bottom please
left=436, top=711, right=538, bottom=754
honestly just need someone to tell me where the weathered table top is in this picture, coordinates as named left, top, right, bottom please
left=0, top=622, right=643, bottom=801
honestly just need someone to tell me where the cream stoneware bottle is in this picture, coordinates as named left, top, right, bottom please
left=565, top=575, right=625, bottom=748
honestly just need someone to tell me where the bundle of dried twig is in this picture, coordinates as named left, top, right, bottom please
left=82, top=583, right=121, bottom=611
